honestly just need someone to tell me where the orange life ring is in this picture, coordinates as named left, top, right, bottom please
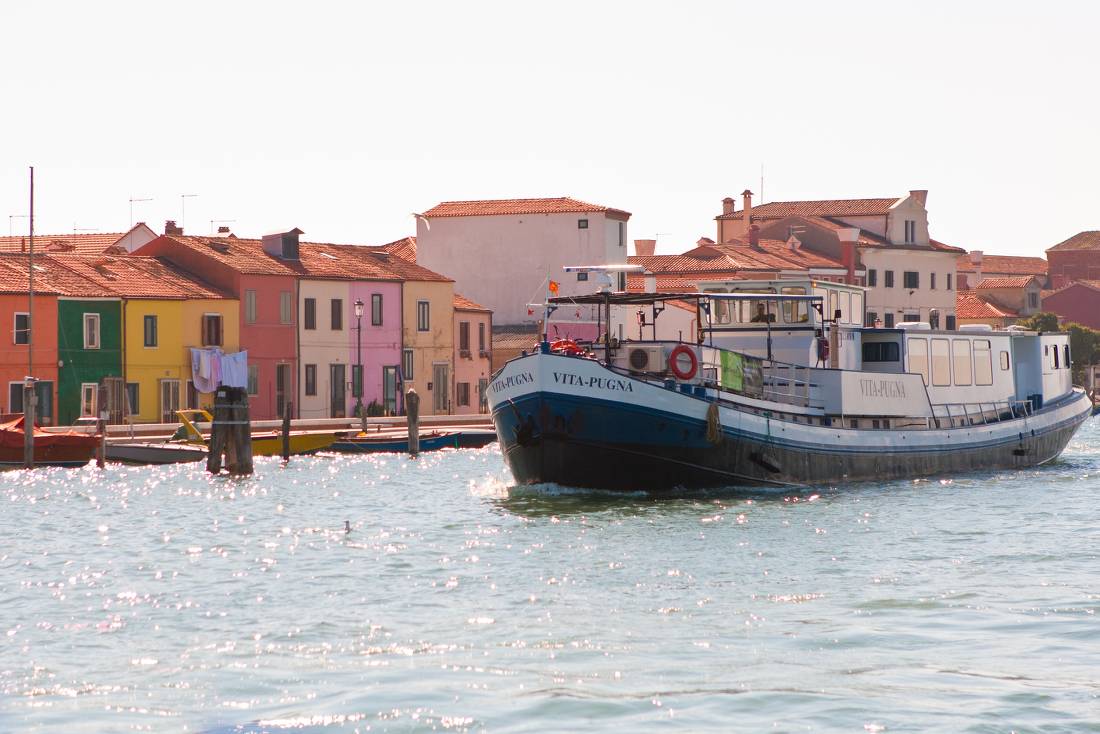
left=668, top=345, right=698, bottom=381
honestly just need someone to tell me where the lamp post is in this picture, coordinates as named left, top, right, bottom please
left=354, top=299, right=364, bottom=421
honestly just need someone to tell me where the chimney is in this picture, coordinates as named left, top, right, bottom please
left=165, top=220, right=183, bottom=235
left=748, top=224, right=761, bottom=249
left=969, top=250, right=983, bottom=285
left=722, top=197, right=735, bottom=216
left=836, top=227, right=860, bottom=285
left=644, top=271, right=657, bottom=293
left=741, top=189, right=754, bottom=227
left=633, top=239, right=656, bottom=257
left=262, top=228, right=303, bottom=260
left=216, top=226, right=231, bottom=235
left=909, top=189, right=928, bottom=206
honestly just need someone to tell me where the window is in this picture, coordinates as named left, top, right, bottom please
left=577, top=272, right=588, bottom=281
left=578, top=219, right=588, bottom=229
left=929, top=310, right=940, bottom=329
left=1064, top=344, right=1070, bottom=369
left=884, top=313, right=895, bottom=328
left=903, top=271, right=919, bottom=289
left=930, top=273, right=937, bottom=290
left=1028, top=292, right=1039, bottom=309
left=304, top=298, right=316, bottom=330
left=201, top=314, right=223, bottom=346
left=829, top=291, right=838, bottom=321
left=280, top=291, right=293, bottom=324
left=304, top=364, right=317, bottom=396
left=865, top=311, right=879, bottom=327
left=1052, top=344, right=1060, bottom=369
left=952, top=339, right=973, bottom=386
left=904, top=313, right=920, bottom=323
left=478, top=322, right=486, bottom=353
left=84, top=313, right=100, bottom=349
left=126, top=383, right=139, bottom=415
left=247, top=365, right=259, bottom=395
left=945, top=315, right=956, bottom=330
left=351, top=365, right=363, bottom=398
left=8, top=383, right=23, bottom=414
left=459, top=321, right=470, bottom=354
left=371, top=294, right=383, bottom=326
left=80, top=383, right=97, bottom=417
left=908, top=338, right=929, bottom=384
left=417, top=301, right=430, bottom=331
left=13, top=312, right=29, bottom=345
left=1000, top=350, right=1010, bottom=371
left=867, top=269, right=877, bottom=287
left=931, top=338, right=950, bottom=386
left=884, top=270, right=894, bottom=288
left=143, top=315, right=157, bottom=347
left=781, top=287, right=809, bottom=323
left=618, top=222, right=625, bottom=247
left=402, top=348, right=414, bottom=381
left=863, top=342, right=900, bottom=362
left=245, top=290, right=257, bottom=324
left=904, top=219, right=916, bottom=243
left=946, top=273, right=953, bottom=291
left=456, top=382, right=470, bottom=407
left=331, top=299, right=343, bottom=330
left=974, top=340, right=993, bottom=386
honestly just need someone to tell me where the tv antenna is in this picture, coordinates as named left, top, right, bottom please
left=180, top=194, right=199, bottom=231
left=129, top=196, right=153, bottom=228
left=210, top=218, right=236, bottom=235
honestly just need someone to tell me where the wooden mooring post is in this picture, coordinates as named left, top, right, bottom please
left=22, top=377, right=36, bottom=469
left=281, top=402, right=292, bottom=463
left=206, top=386, right=253, bottom=476
left=95, top=385, right=107, bottom=469
left=406, top=388, right=420, bottom=458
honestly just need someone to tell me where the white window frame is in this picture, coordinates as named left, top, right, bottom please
left=13, top=312, right=29, bottom=345
left=83, top=313, right=101, bottom=350
left=143, top=314, right=158, bottom=348
left=280, top=291, right=293, bottom=325
left=80, top=382, right=98, bottom=417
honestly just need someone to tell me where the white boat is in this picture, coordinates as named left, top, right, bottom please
left=105, top=441, right=207, bottom=465
left=487, top=283, right=1092, bottom=493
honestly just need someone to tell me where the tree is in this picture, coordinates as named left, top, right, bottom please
left=1016, top=312, right=1061, bottom=332
left=1015, top=313, right=1100, bottom=383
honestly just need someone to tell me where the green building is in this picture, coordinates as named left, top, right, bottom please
left=57, top=298, right=122, bottom=425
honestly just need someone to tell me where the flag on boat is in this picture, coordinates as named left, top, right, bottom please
left=548, top=280, right=559, bottom=294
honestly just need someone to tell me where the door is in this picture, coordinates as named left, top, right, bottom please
left=276, top=364, right=290, bottom=418
left=330, top=364, right=346, bottom=418
left=103, top=376, right=126, bottom=424
left=383, top=366, right=397, bottom=416
left=159, top=379, right=180, bottom=423
left=34, top=381, right=53, bottom=425
left=432, top=363, right=449, bottom=414
left=478, top=378, right=488, bottom=414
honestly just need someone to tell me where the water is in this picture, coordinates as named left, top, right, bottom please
left=1, top=420, right=1098, bottom=733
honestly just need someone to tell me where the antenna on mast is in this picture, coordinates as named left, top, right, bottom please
left=129, top=196, right=153, bottom=228
left=180, top=194, right=198, bottom=231
left=210, top=219, right=236, bottom=235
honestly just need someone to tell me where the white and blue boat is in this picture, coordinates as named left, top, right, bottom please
left=487, top=279, right=1092, bottom=492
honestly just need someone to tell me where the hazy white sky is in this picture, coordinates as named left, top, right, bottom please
left=2, top=1, right=1096, bottom=256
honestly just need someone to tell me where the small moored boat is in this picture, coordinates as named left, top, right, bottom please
left=105, top=441, right=207, bottom=465
left=0, top=416, right=98, bottom=468
left=174, top=410, right=340, bottom=456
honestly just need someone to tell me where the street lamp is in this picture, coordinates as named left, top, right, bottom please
left=354, top=299, right=364, bottom=421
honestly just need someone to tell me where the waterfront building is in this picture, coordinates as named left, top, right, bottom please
left=955, top=251, right=1048, bottom=290
left=1040, top=280, right=1100, bottom=330
left=452, top=294, right=492, bottom=414
left=1045, top=231, right=1100, bottom=288
left=0, top=255, right=62, bottom=423
left=955, top=291, right=1020, bottom=329
left=970, top=276, right=1043, bottom=320
left=414, top=197, right=631, bottom=338
left=716, top=190, right=963, bottom=328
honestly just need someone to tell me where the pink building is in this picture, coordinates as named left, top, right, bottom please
left=452, top=294, right=492, bottom=414
left=135, top=232, right=300, bottom=420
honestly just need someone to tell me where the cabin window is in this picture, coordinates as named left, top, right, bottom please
left=907, top=337, right=929, bottom=385
left=1052, top=344, right=1060, bottom=369
left=1000, top=351, right=1010, bottom=371
left=930, top=338, right=950, bottom=386
left=852, top=293, right=863, bottom=323
left=84, top=313, right=101, bottom=350
left=201, top=314, right=223, bottom=346
left=840, top=292, right=852, bottom=323
left=245, top=290, right=257, bottom=324
left=952, top=339, right=973, bottom=386
left=749, top=300, right=775, bottom=323
left=304, top=298, right=317, bottom=330
left=371, top=294, right=383, bottom=326
left=781, top=287, right=808, bottom=323
left=143, top=315, right=157, bottom=347
left=304, top=364, right=317, bottom=396
left=863, top=342, right=900, bottom=362
left=974, top=340, right=993, bottom=385
left=13, top=312, right=29, bottom=345
left=828, top=291, right=838, bottom=321
left=1064, top=344, right=1070, bottom=369
left=904, top=271, right=919, bottom=289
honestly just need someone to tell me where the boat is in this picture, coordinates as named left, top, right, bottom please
left=105, top=441, right=207, bottom=464
left=174, top=410, right=340, bottom=456
left=330, top=427, right=497, bottom=453
left=487, top=280, right=1093, bottom=493
left=0, top=416, right=98, bottom=468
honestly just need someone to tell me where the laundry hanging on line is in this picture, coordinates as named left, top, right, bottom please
left=190, top=348, right=249, bottom=392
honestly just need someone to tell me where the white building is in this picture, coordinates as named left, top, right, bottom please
left=415, top=197, right=631, bottom=337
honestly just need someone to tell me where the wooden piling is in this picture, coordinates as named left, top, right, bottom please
left=281, top=402, right=292, bottom=463
left=406, top=388, right=420, bottom=458
left=95, top=385, right=107, bottom=469
left=207, top=386, right=253, bottom=476
left=22, top=379, right=35, bottom=469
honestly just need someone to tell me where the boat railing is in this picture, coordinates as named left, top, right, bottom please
left=927, top=398, right=1032, bottom=429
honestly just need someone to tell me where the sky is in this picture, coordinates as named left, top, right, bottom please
left=2, top=1, right=1097, bottom=257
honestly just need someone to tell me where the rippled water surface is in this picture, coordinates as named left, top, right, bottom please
left=2, top=419, right=1099, bottom=733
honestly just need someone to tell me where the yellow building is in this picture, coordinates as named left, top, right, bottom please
left=55, top=255, right=238, bottom=423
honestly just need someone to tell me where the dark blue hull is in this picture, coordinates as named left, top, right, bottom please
left=331, top=430, right=496, bottom=454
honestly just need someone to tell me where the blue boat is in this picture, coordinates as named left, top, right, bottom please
left=330, top=429, right=496, bottom=454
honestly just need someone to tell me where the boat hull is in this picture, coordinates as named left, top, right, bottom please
left=489, top=353, right=1093, bottom=493
left=106, top=442, right=207, bottom=464
left=249, top=432, right=338, bottom=456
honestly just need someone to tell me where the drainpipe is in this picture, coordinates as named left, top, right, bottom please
left=121, top=298, right=127, bottom=422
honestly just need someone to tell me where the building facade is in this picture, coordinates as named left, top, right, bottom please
left=1046, top=231, right=1100, bottom=288
left=452, top=294, right=492, bottom=415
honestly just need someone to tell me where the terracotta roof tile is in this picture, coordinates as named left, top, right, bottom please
left=423, top=197, right=630, bottom=219
left=0, top=232, right=128, bottom=256
left=453, top=293, right=490, bottom=312
left=625, top=274, right=711, bottom=293
left=717, top=198, right=900, bottom=221
left=974, top=275, right=1039, bottom=289
left=162, top=235, right=300, bottom=276
left=956, top=254, right=1048, bottom=274
left=956, top=291, right=1018, bottom=319
left=46, top=255, right=231, bottom=299
left=382, top=236, right=417, bottom=261
left=1047, top=231, right=1100, bottom=252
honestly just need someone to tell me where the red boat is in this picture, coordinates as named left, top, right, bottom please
left=0, top=416, right=98, bottom=468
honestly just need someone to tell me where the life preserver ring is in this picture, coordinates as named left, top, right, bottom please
left=550, top=338, right=585, bottom=356
left=668, top=345, right=698, bottom=381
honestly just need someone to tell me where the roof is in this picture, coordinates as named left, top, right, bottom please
left=453, top=293, right=490, bottom=312
left=46, top=255, right=230, bottom=299
left=956, top=291, right=1018, bottom=320
left=629, top=240, right=844, bottom=276
left=974, top=275, right=1039, bottom=289
left=0, top=232, right=127, bottom=256
left=423, top=197, right=630, bottom=219
left=956, top=254, right=1048, bottom=274
left=717, top=198, right=901, bottom=221
left=1047, top=231, right=1100, bottom=252
left=362, top=249, right=452, bottom=282
left=160, top=235, right=301, bottom=276
left=1042, top=280, right=1100, bottom=298
left=626, top=273, right=713, bottom=293
left=382, top=236, right=417, bottom=261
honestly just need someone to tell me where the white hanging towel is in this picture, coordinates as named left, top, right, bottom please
left=190, top=348, right=220, bottom=393
left=220, top=350, right=249, bottom=389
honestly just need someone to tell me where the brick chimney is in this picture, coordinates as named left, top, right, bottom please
left=633, top=239, right=656, bottom=257
left=741, top=189, right=754, bottom=227
left=165, top=220, right=183, bottom=235
left=836, top=227, right=860, bottom=285
left=748, top=224, right=761, bottom=249
left=969, top=250, right=983, bottom=287
left=722, top=197, right=735, bottom=216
